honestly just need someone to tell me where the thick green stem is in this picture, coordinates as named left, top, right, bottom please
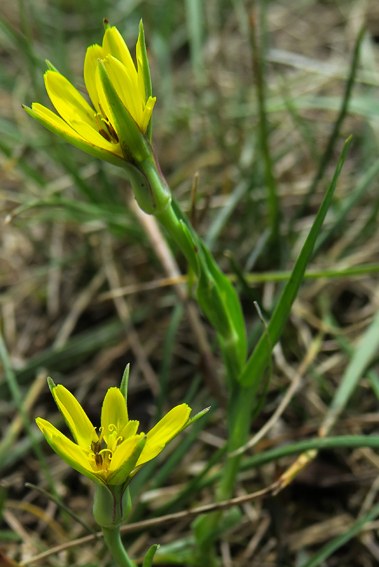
left=102, top=526, right=136, bottom=567
left=155, top=200, right=201, bottom=277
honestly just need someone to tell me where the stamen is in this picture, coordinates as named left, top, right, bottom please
left=91, top=437, right=105, bottom=467
left=108, top=424, right=117, bottom=433
left=99, top=448, right=113, bottom=457
left=107, top=122, right=119, bottom=143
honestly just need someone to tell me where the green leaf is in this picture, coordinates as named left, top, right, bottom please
left=321, top=306, right=379, bottom=435
left=239, top=136, right=352, bottom=387
left=301, top=501, right=379, bottom=567
left=197, top=243, right=247, bottom=381
left=143, top=544, right=160, bottom=567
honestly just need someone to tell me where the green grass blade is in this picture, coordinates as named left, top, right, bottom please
left=314, top=156, right=379, bottom=255
left=301, top=501, right=379, bottom=567
left=0, top=332, right=57, bottom=495
left=184, top=0, right=203, bottom=82
left=205, top=181, right=249, bottom=250
left=239, top=137, right=351, bottom=387
left=321, top=306, right=379, bottom=435
left=199, top=435, right=379, bottom=491
left=249, top=7, right=280, bottom=254
left=295, top=25, right=364, bottom=220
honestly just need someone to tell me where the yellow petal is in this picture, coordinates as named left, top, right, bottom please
left=70, top=118, right=123, bottom=156
left=84, top=44, right=104, bottom=112
left=36, top=418, right=102, bottom=484
left=136, top=404, right=191, bottom=466
left=44, top=70, right=97, bottom=129
left=25, top=104, right=126, bottom=167
left=102, top=27, right=138, bottom=89
left=101, top=55, right=142, bottom=126
left=140, top=96, right=156, bottom=133
left=101, top=388, right=128, bottom=443
left=30, top=103, right=84, bottom=140
left=108, top=433, right=144, bottom=474
left=95, top=64, right=113, bottom=125
left=51, top=384, right=94, bottom=448
left=119, top=419, right=139, bottom=441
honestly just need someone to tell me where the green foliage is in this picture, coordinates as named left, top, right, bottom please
left=239, top=137, right=352, bottom=388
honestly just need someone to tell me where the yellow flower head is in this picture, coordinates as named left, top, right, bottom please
left=36, top=379, right=194, bottom=486
left=24, top=21, right=156, bottom=166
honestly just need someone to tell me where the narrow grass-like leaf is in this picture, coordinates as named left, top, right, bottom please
left=321, top=306, right=379, bottom=436
left=301, top=501, right=379, bottom=567
left=143, top=544, right=160, bottom=567
left=0, top=332, right=56, bottom=494
left=239, top=137, right=351, bottom=387
left=199, top=434, right=379, bottom=490
left=205, top=181, right=249, bottom=250
left=25, top=483, right=101, bottom=539
left=184, top=0, right=203, bottom=82
left=314, top=156, right=379, bottom=255
left=295, top=25, right=364, bottom=220
left=249, top=8, right=280, bottom=253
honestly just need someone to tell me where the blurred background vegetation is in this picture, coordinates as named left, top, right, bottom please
left=2, top=0, right=379, bottom=565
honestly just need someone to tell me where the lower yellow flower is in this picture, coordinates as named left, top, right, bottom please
left=36, top=379, right=195, bottom=486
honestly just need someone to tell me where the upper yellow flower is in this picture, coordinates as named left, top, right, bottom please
left=24, top=21, right=156, bottom=166
left=36, top=380, right=192, bottom=486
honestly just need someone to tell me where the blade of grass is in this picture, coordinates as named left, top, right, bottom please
left=205, top=181, right=249, bottom=250
left=0, top=332, right=57, bottom=495
left=199, top=434, right=379, bottom=491
left=249, top=5, right=280, bottom=255
left=314, top=156, right=379, bottom=255
left=0, top=319, right=128, bottom=388
left=239, top=137, right=351, bottom=387
left=294, top=25, right=364, bottom=220
left=320, top=306, right=379, bottom=436
left=184, top=0, right=203, bottom=83
left=24, top=483, right=101, bottom=540
left=301, top=501, right=379, bottom=567
left=157, top=304, right=184, bottom=418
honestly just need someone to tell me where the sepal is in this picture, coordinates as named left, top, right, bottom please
left=137, top=20, right=153, bottom=143
left=93, top=484, right=132, bottom=528
left=98, top=58, right=152, bottom=162
left=119, top=363, right=130, bottom=402
left=123, top=162, right=156, bottom=214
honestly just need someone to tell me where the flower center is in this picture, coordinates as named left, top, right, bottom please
left=95, top=106, right=119, bottom=144
left=88, top=424, right=123, bottom=473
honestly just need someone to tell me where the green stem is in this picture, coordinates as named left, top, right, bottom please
left=102, top=527, right=136, bottom=567
left=216, top=386, right=256, bottom=501
left=196, top=385, right=255, bottom=552
left=155, top=199, right=200, bottom=277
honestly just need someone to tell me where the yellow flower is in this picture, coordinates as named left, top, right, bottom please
left=36, top=382, right=192, bottom=486
left=23, top=22, right=156, bottom=166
